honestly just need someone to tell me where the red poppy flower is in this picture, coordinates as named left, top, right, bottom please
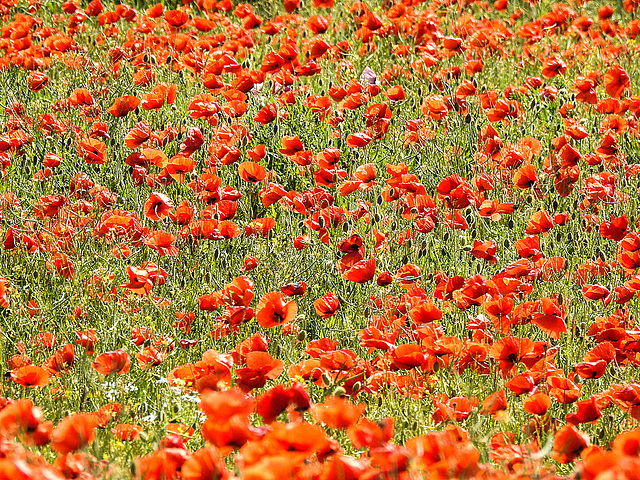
left=409, top=300, right=443, bottom=324
left=314, top=291, right=340, bottom=318
left=144, top=230, right=178, bottom=257
left=51, top=413, right=98, bottom=454
left=245, top=217, right=276, bottom=237
left=113, top=423, right=143, bottom=441
left=44, top=343, right=75, bottom=375
left=0, top=277, right=8, bottom=309
left=541, top=54, right=567, bottom=78
left=108, top=95, right=141, bottom=117
left=77, top=137, right=106, bottom=164
left=343, top=258, right=376, bottom=284
left=604, top=64, right=631, bottom=99
left=531, top=297, right=567, bottom=339
left=136, top=346, right=167, bottom=369
left=144, top=192, right=174, bottom=221
left=346, top=131, right=372, bottom=148
left=28, top=71, right=49, bottom=92
left=489, top=336, right=534, bottom=376
left=600, top=214, right=628, bottom=241
left=523, top=393, right=551, bottom=416
left=91, top=349, right=131, bottom=375
left=235, top=351, right=284, bottom=392
left=480, top=390, right=508, bottom=417
left=279, top=136, right=304, bottom=156
left=376, top=271, right=393, bottom=286
left=256, top=292, right=298, bottom=328
left=551, top=425, right=589, bottom=463
left=164, top=9, right=189, bottom=28
left=182, top=446, right=230, bottom=480
left=385, top=85, right=406, bottom=101
left=11, top=365, right=50, bottom=388
left=256, top=382, right=310, bottom=423
left=238, top=161, right=267, bottom=183
left=280, top=281, right=307, bottom=296
left=567, top=396, right=602, bottom=425
left=312, top=396, right=366, bottom=429
left=166, top=155, right=196, bottom=183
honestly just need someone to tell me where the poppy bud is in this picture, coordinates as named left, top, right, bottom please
left=321, top=372, right=332, bottom=386
left=333, top=386, right=346, bottom=397
left=352, top=382, right=361, bottom=394
left=377, top=397, right=383, bottom=407
left=296, top=330, right=307, bottom=342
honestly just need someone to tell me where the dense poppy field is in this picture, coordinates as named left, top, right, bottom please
left=1, top=0, right=640, bottom=477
